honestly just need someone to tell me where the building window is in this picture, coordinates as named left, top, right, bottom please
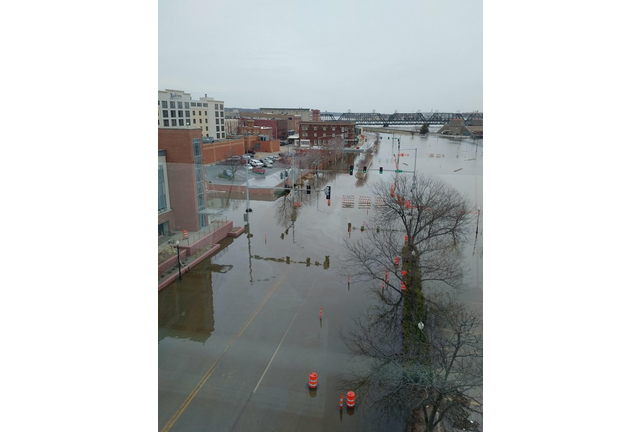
left=170, top=101, right=175, bottom=108
left=178, top=102, right=183, bottom=109
left=199, top=110, right=201, bottom=116
left=203, top=103, right=208, bottom=107
left=191, top=102, right=196, bottom=107
left=197, top=103, right=202, bottom=107
left=206, top=126, right=208, bottom=131
left=192, top=138, right=206, bottom=228
left=216, top=119, right=219, bottom=125
left=171, top=119, right=177, bottom=126
left=199, top=118, right=202, bottom=124
left=163, top=110, right=168, bottom=117
left=204, top=111, right=207, bottom=116
left=158, top=166, right=167, bottom=212
left=205, top=118, right=208, bottom=123
left=162, top=101, right=167, bottom=108
left=163, top=119, right=169, bottom=127
left=220, top=105, right=223, bottom=111
left=303, top=132, right=307, bottom=137
left=179, top=119, right=184, bottom=126
left=192, top=111, right=195, bottom=116
left=314, top=126, right=317, bottom=130
left=215, top=104, right=219, bottom=110
left=216, top=126, right=220, bottom=131
left=186, top=120, right=191, bottom=126
left=185, top=111, right=190, bottom=117
left=178, top=110, right=183, bottom=117
left=170, top=110, right=176, bottom=117
left=221, top=126, right=225, bottom=131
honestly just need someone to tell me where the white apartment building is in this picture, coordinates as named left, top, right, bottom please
left=158, top=89, right=226, bottom=140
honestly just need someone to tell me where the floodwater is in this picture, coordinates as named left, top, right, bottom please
left=158, top=131, right=483, bottom=431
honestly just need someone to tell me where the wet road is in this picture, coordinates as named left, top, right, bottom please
left=158, top=131, right=482, bottom=431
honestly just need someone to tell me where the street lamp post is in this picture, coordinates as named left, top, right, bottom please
left=175, top=240, right=182, bottom=281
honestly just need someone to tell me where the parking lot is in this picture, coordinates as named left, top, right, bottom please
left=206, top=152, right=292, bottom=186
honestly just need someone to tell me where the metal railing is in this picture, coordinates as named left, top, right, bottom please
left=181, top=218, right=228, bottom=246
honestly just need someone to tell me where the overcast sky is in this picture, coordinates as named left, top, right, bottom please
left=158, top=0, right=482, bottom=113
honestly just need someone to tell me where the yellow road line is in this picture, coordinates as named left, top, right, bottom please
left=160, top=266, right=292, bottom=432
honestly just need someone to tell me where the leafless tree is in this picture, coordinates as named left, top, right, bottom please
left=340, top=291, right=482, bottom=432
left=343, top=174, right=473, bottom=296
left=221, top=149, right=243, bottom=179
left=338, top=174, right=480, bottom=430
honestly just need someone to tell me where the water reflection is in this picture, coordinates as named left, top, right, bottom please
left=158, top=266, right=214, bottom=343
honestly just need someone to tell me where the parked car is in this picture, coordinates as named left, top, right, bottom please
left=252, top=167, right=265, bottom=175
left=270, top=155, right=280, bottom=161
left=251, top=159, right=264, bottom=168
left=263, top=161, right=273, bottom=168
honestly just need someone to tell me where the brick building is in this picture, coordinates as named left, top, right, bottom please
left=238, top=119, right=274, bottom=139
left=239, top=112, right=298, bottom=140
left=298, top=121, right=357, bottom=147
left=158, top=128, right=209, bottom=234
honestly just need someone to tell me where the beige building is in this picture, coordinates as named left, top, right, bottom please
left=158, top=89, right=226, bottom=140
left=260, top=107, right=311, bottom=122
left=225, top=118, right=239, bottom=135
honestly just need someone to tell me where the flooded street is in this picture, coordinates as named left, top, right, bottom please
left=158, top=131, right=483, bottom=431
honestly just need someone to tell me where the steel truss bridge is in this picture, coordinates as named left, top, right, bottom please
left=320, top=111, right=482, bottom=126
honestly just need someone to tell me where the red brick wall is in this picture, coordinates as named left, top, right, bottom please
left=202, top=139, right=245, bottom=165
left=243, top=136, right=280, bottom=153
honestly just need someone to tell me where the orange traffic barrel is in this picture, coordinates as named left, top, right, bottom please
left=182, top=230, right=188, bottom=239
left=309, top=372, right=318, bottom=389
left=401, top=270, right=407, bottom=278
left=346, top=391, right=355, bottom=408
left=405, top=235, right=408, bottom=245
left=401, top=282, right=406, bottom=291
left=394, top=256, right=400, bottom=267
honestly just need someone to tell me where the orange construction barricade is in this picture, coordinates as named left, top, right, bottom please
left=346, top=391, right=356, bottom=408
left=309, top=372, right=318, bottom=389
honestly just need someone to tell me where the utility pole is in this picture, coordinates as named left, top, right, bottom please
left=244, top=160, right=251, bottom=222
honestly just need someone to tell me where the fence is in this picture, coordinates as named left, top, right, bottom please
left=182, top=218, right=228, bottom=246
